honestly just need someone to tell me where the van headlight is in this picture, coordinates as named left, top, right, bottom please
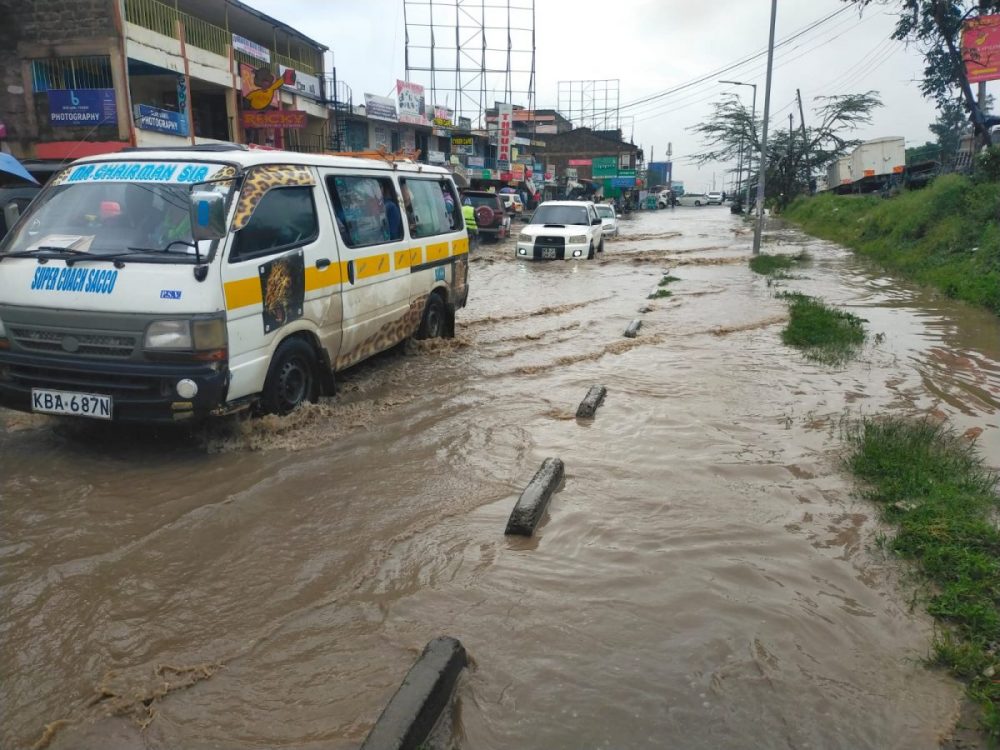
left=144, top=318, right=226, bottom=350
left=568, top=235, right=587, bottom=244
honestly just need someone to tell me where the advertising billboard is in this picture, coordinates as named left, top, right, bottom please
left=963, top=15, right=1000, bottom=83
left=397, top=80, right=428, bottom=125
left=365, top=94, right=399, bottom=122
left=48, top=89, right=117, bottom=127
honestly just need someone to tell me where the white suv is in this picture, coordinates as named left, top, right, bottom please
left=515, top=201, right=604, bottom=260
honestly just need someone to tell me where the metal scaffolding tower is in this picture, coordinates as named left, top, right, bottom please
left=403, top=0, right=536, bottom=127
left=557, top=79, right=621, bottom=132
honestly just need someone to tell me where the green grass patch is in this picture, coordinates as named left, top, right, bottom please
left=658, top=274, right=681, bottom=286
left=648, top=288, right=672, bottom=299
left=749, top=251, right=808, bottom=276
left=846, top=417, right=1000, bottom=738
left=785, top=176, right=1000, bottom=315
left=777, top=292, right=866, bottom=364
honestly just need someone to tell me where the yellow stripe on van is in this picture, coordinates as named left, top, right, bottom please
left=305, top=261, right=346, bottom=291
left=224, top=277, right=263, bottom=310
left=426, top=242, right=450, bottom=262
left=451, top=237, right=469, bottom=256
left=395, top=246, right=423, bottom=270
left=355, top=253, right=390, bottom=279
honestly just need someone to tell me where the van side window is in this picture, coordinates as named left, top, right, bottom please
left=326, top=175, right=404, bottom=247
left=399, top=178, right=460, bottom=239
left=230, top=186, right=318, bottom=262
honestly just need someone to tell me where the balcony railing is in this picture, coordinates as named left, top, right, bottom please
left=124, top=0, right=318, bottom=74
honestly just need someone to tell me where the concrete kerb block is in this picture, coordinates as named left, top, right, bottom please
left=360, top=636, right=469, bottom=750
left=624, top=319, right=642, bottom=338
left=505, top=457, right=565, bottom=537
left=575, top=385, right=607, bottom=419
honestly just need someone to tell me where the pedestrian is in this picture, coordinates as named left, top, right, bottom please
left=382, top=182, right=403, bottom=240
left=462, top=198, right=479, bottom=248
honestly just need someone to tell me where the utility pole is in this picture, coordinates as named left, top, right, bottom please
left=753, top=0, right=778, bottom=255
left=979, top=1, right=989, bottom=118
left=796, top=89, right=810, bottom=193
left=787, top=112, right=794, bottom=205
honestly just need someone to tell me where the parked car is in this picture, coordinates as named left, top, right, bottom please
left=515, top=200, right=604, bottom=261
left=676, top=193, right=709, bottom=207
left=706, top=191, right=724, bottom=205
left=595, top=202, right=618, bottom=236
left=499, top=192, right=524, bottom=216
left=462, top=190, right=511, bottom=242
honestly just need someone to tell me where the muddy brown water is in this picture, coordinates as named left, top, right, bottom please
left=3, top=207, right=1000, bottom=749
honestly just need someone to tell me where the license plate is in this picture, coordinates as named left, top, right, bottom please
left=541, top=247, right=557, bottom=259
left=31, top=389, right=112, bottom=420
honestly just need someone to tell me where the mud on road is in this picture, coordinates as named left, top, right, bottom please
left=3, top=207, right=1000, bottom=749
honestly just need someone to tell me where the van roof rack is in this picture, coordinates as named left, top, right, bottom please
left=121, top=143, right=249, bottom=153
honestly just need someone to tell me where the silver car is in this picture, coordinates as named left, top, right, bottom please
left=676, top=193, right=708, bottom=207
left=595, top=203, right=618, bottom=236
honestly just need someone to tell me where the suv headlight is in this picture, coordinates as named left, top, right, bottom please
left=144, top=318, right=226, bottom=350
left=519, top=233, right=533, bottom=242
left=568, top=235, right=587, bottom=244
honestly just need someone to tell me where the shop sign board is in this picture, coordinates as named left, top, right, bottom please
left=240, top=109, right=308, bottom=129
left=232, top=33, right=270, bottom=63
left=48, top=89, right=117, bottom=127
left=135, top=104, right=188, bottom=136
left=397, top=80, right=428, bottom=125
left=364, top=94, right=398, bottom=122
left=592, top=156, right=617, bottom=177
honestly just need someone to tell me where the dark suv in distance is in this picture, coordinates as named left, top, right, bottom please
left=461, top=190, right=511, bottom=242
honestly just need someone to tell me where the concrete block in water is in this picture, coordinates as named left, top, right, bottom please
left=575, top=385, right=607, bottom=419
left=360, top=636, right=468, bottom=750
left=624, top=319, right=642, bottom=338
left=505, top=458, right=565, bottom=536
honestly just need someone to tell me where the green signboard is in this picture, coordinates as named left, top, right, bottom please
left=592, top=156, right=617, bottom=178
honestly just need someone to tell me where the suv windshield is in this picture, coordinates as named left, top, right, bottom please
left=595, top=205, right=614, bottom=218
left=0, top=161, right=235, bottom=263
left=531, top=205, right=590, bottom=226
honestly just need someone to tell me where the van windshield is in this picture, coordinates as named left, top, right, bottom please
left=0, top=161, right=235, bottom=263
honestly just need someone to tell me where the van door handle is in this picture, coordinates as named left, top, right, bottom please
left=346, top=259, right=355, bottom=285
left=315, top=258, right=331, bottom=270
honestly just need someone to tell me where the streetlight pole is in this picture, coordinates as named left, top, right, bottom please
left=719, top=79, right=757, bottom=213
left=752, top=0, right=778, bottom=256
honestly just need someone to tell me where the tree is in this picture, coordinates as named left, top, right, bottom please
left=930, top=96, right=970, bottom=161
left=845, top=1, right=1000, bottom=145
left=690, top=91, right=882, bottom=208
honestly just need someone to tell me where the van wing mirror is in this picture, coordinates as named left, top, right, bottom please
left=190, top=189, right=227, bottom=241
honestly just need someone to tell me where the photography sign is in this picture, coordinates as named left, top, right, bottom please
left=48, top=89, right=117, bottom=127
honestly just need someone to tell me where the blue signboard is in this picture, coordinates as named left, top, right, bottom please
left=610, top=176, right=637, bottom=188
left=135, top=104, right=189, bottom=137
left=48, top=89, right=117, bottom=127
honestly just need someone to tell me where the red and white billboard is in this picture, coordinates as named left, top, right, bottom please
left=498, top=102, right=513, bottom=166
left=963, top=15, right=1000, bottom=83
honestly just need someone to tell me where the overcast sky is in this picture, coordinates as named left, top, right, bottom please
left=251, top=0, right=981, bottom=192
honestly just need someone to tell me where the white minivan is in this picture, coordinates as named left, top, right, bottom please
left=0, top=145, right=469, bottom=422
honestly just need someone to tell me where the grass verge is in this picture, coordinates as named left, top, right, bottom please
left=777, top=292, right=866, bottom=364
left=749, top=251, right=808, bottom=276
left=785, top=175, right=1000, bottom=315
left=658, top=274, right=681, bottom=286
left=648, top=289, right=672, bottom=299
left=846, top=417, right=1000, bottom=738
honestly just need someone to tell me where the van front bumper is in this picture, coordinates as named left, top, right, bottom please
left=0, top=350, right=230, bottom=423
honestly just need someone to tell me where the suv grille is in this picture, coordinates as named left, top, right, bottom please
left=9, top=326, right=138, bottom=359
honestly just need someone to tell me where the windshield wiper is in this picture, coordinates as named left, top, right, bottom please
left=128, top=240, right=200, bottom=263
left=1, top=246, right=93, bottom=262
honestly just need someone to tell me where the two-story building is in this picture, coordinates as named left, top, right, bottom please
left=1, top=0, right=328, bottom=161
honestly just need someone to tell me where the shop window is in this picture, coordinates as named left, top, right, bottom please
left=326, top=175, right=404, bottom=247
left=231, top=187, right=318, bottom=262
left=31, top=56, right=113, bottom=93
left=399, top=178, right=462, bottom=239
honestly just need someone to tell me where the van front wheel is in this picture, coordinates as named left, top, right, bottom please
left=416, top=294, right=446, bottom=339
left=261, top=338, right=319, bottom=415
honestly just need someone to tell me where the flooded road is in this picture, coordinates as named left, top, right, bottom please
left=4, top=206, right=1000, bottom=749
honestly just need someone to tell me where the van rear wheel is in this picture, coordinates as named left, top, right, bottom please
left=261, top=338, right=319, bottom=415
left=416, top=294, right=446, bottom=339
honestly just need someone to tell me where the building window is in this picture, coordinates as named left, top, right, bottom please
left=31, top=56, right=114, bottom=93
